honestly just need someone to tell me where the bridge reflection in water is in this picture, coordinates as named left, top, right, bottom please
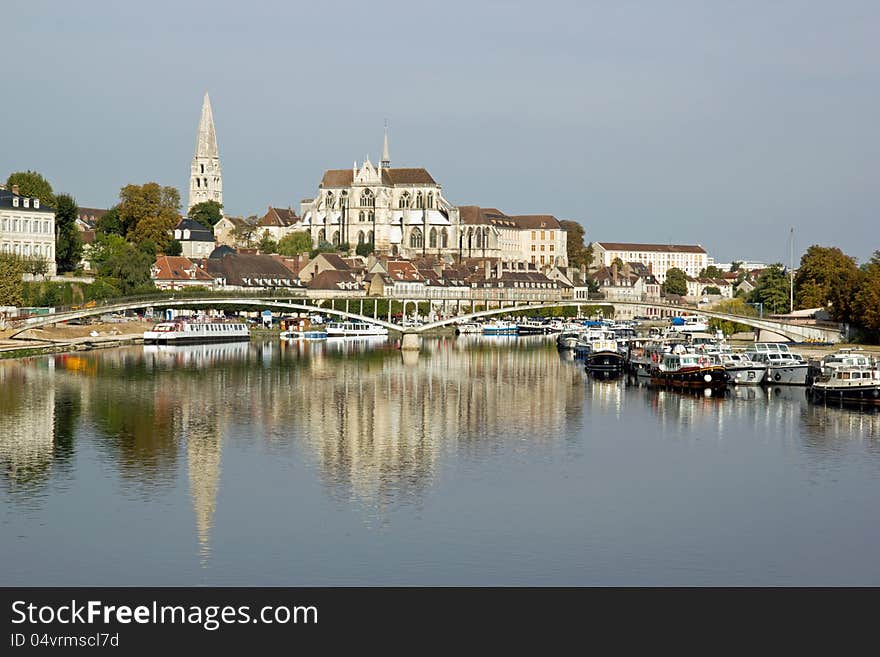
left=1, top=338, right=878, bottom=584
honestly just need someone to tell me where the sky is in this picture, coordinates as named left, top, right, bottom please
left=2, top=0, right=877, bottom=264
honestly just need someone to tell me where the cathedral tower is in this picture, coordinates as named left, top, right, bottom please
left=188, top=92, right=223, bottom=213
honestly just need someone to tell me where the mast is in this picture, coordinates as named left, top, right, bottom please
left=789, top=226, right=794, bottom=313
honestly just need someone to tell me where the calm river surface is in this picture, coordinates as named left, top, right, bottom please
left=2, top=336, right=879, bottom=586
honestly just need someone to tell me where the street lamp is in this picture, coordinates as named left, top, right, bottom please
left=746, top=301, right=763, bottom=318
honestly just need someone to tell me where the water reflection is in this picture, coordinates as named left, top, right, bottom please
left=1, top=337, right=879, bottom=582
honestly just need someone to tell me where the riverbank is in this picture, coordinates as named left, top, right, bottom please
left=0, top=321, right=152, bottom=359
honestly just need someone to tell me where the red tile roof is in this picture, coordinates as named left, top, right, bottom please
left=152, top=255, right=214, bottom=282
left=596, top=242, right=707, bottom=254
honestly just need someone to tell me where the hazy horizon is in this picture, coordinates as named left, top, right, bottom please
left=2, top=0, right=877, bottom=264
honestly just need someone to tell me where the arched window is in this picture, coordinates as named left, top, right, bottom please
left=440, top=228, right=448, bottom=248
left=318, top=229, right=326, bottom=243
left=326, top=192, right=335, bottom=209
left=429, top=228, right=437, bottom=248
left=332, top=230, right=340, bottom=245
left=399, top=192, right=410, bottom=209
left=361, top=189, right=374, bottom=208
left=203, top=177, right=208, bottom=188
left=368, top=211, right=374, bottom=223
left=358, top=231, right=365, bottom=245
left=200, top=164, right=205, bottom=174
left=368, top=230, right=374, bottom=244
left=475, top=228, right=482, bottom=248
left=483, top=227, right=490, bottom=247
left=410, top=227, right=423, bottom=249
left=415, top=191, right=424, bottom=209
left=427, top=192, right=434, bottom=209
left=196, top=178, right=201, bottom=188
left=340, top=191, right=348, bottom=208
left=359, top=211, right=365, bottom=222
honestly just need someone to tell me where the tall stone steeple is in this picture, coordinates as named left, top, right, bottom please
left=381, top=121, right=390, bottom=169
left=188, top=92, right=223, bottom=213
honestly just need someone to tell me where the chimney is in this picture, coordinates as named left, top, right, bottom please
left=611, top=262, right=618, bottom=286
left=12, top=184, right=19, bottom=196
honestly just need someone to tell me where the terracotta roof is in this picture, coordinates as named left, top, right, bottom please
left=259, top=206, right=299, bottom=227
left=152, top=255, right=214, bottom=282
left=387, top=260, right=423, bottom=281
left=81, top=229, right=96, bottom=245
left=308, top=270, right=364, bottom=291
left=320, top=167, right=437, bottom=188
left=596, top=242, right=707, bottom=254
left=217, top=215, right=247, bottom=228
left=314, top=253, right=350, bottom=270
left=458, top=206, right=511, bottom=226
left=77, top=207, right=107, bottom=227
left=270, top=254, right=309, bottom=276
left=507, top=214, right=561, bottom=229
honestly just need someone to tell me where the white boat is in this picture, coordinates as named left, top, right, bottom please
left=669, top=315, right=710, bottom=333
left=144, top=319, right=249, bottom=345
left=714, top=352, right=766, bottom=385
left=325, top=321, right=389, bottom=337
left=455, top=322, right=482, bottom=335
left=745, top=343, right=810, bottom=385
left=820, top=348, right=874, bottom=376
left=280, top=329, right=327, bottom=340
left=811, top=365, right=880, bottom=406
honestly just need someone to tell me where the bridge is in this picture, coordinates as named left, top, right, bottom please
left=2, top=293, right=845, bottom=345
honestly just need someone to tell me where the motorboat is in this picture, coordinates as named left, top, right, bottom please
left=556, top=331, right=581, bottom=350
left=325, top=321, right=389, bottom=337
left=144, top=319, right=249, bottom=345
left=481, top=320, right=517, bottom=335
left=819, top=348, right=874, bottom=376
left=649, top=352, right=728, bottom=391
left=811, top=365, right=880, bottom=406
left=713, top=352, right=766, bottom=385
left=455, top=322, right=482, bottom=335
left=516, top=319, right=553, bottom=335
left=745, top=343, right=810, bottom=385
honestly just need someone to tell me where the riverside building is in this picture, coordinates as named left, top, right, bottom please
left=0, top=185, right=57, bottom=275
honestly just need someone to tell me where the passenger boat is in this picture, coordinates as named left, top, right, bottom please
left=811, top=365, right=880, bottom=406
left=516, top=319, right=553, bottom=335
left=745, top=343, right=810, bottom=385
left=325, top=321, right=389, bottom=337
left=481, top=320, right=517, bottom=335
left=649, top=352, right=728, bottom=391
left=455, top=322, right=482, bottom=335
left=143, top=319, right=249, bottom=345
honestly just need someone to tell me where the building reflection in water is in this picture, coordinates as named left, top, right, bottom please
left=3, top=337, right=879, bottom=563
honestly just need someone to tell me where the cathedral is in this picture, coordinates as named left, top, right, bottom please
left=188, top=92, right=223, bottom=213
left=300, top=128, right=462, bottom=260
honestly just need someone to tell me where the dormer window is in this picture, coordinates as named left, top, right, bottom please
left=34, top=199, right=40, bottom=209
left=12, top=197, right=19, bottom=207
left=23, top=198, right=30, bottom=208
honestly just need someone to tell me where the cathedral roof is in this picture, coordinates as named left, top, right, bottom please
left=195, top=92, right=219, bottom=158
left=458, top=206, right=512, bottom=226
left=259, top=206, right=299, bottom=227
left=507, top=214, right=562, bottom=230
left=319, top=167, right=437, bottom=188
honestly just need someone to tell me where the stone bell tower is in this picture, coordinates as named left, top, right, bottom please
left=188, top=91, right=223, bottom=213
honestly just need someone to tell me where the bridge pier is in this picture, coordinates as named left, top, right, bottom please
left=400, top=332, right=420, bottom=352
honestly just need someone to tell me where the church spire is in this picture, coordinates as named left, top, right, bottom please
left=381, top=120, right=390, bottom=168
left=188, top=91, right=223, bottom=213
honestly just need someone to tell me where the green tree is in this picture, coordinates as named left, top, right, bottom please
left=702, top=286, right=721, bottom=295
left=54, top=193, right=83, bottom=273
left=118, top=182, right=181, bottom=251
left=749, top=263, right=790, bottom=314
left=729, top=261, right=743, bottom=273
left=165, top=239, right=183, bottom=256
left=699, top=265, right=724, bottom=278
left=188, top=200, right=224, bottom=229
left=257, top=232, right=278, bottom=254
left=277, top=231, right=312, bottom=256
left=89, top=233, right=154, bottom=295
left=355, top=242, right=374, bottom=257
left=23, top=257, right=49, bottom=280
left=0, top=254, right=26, bottom=306
left=708, top=297, right=759, bottom=335
left=854, top=251, right=880, bottom=337
left=794, top=245, right=861, bottom=318
left=6, top=171, right=55, bottom=207
left=559, top=220, right=593, bottom=270
left=663, top=267, right=688, bottom=296
left=95, top=205, right=124, bottom=237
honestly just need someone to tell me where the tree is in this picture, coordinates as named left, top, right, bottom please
left=663, top=267, right=688, bottom=296
left=232, top=217, right=259, bottom=248
left=165, top=239, right=183, bottom=256
left=559, top=220, right=592, bottom=270
left=23, top=257, right=49, bottom=280
left=611, top=256, right=625, bottom=270
left=6, top=171, right=55, bottom=207
left=708, top=297, right=758, bottom=335
left=96, top=205, right=125, bottom=237
left=748, top=263, right=790, bottom=314
left=257, top=231, right=278, bottom=254
left=702, top=286, right=721, bottom=295
left=54, top=193, right=83, bottom=273
left=89, top=233, right=154, bottom=295
left=854, top=251, right=880, bottom=337
left=0, top=254, right=26, bottom=306
left=277, top=231, right=312, bottom=256
left=118, top=182, right=181, bottom=251
left=794, top=245, right=861, bottom=320
left=188, top=200, right=223, bottom=229
left=729, top=261, right=743, bottom=273
left=355, top=242, right=374, bottom=257
left=699, top=265, right=724, bottom=278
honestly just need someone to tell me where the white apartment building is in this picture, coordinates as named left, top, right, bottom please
left=592, top=242, right=707, bottom=283
left=457, top=206, right=568, bottom=270
left=0, top=186, right=57, bottom=276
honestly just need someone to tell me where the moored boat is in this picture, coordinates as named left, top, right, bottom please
left=144, top=319, right=249, bottom=345
left=455, top=322, right=482, bottom=335
left=556, top=331, right=582, bottom=350
left=326, top=321, right=389, bottom=337
left=811, top=365, right=880, bottom=406
left=715, top=352, right=766, bottom=385
left=481, top=320, right=517, bottom=335
left=745, top=343, right=810, bottom=385
left=649, top=352, right=728, bottom=391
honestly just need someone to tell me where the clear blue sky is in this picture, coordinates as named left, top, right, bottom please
left=2, top=0, right=877, bottom=264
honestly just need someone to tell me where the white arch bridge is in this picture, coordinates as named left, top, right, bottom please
left=4, top=295, right=845, bottom=343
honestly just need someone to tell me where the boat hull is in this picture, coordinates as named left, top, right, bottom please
left=811, top=383, right=880, bottom=406
left=650, top=366, right=728, bottom=391
left=725, top=365, right=766, bottom=385
left=280, top=331, right=327, bottom=340
left=585, top=351, right=625, bottom=373
left=766, top=364, right=809, bottom=386
left=143, top=334, right=249, bottom=345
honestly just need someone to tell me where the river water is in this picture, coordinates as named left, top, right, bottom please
left=2, top=336, right=879, bottom=585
